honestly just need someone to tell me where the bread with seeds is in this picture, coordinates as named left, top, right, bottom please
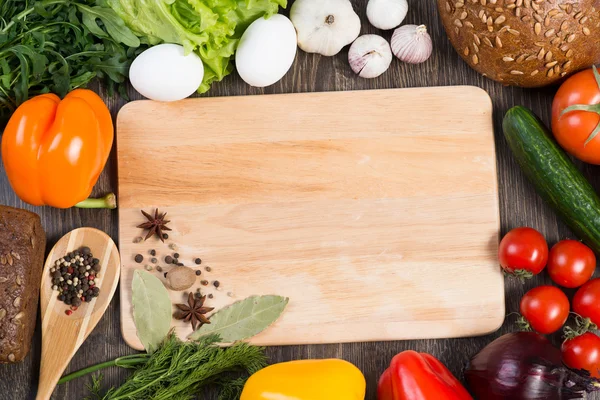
left=438, top=0, right=600, bottom=87
left=0, top=206, right=46, bottom=363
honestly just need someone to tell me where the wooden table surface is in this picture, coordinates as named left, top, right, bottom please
left=1, top=1, right=598, bottom=399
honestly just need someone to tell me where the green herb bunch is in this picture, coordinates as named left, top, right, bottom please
left=0, top=0, right=140, bottom=127
left=81, top=333, right=267, bottom=400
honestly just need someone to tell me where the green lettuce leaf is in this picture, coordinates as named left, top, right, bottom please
left=108, top=0, right=287, bottom=93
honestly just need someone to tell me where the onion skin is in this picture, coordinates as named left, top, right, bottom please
left=465, top=332, right=600, bottom=400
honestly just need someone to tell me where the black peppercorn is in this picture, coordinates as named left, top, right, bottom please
left=92, top=263, right=101, bottom=272
left=135, top=254, right=143, bottom=263
left=72, top=298, right=82, bottom=307
left=165, top=256, right=173, bottom=264
left=58, top=294, right=65, bottom=301
left=177, top=262, right=184, bottom=267
left=163, top=233, right=169, bottom=239
left=173, top=253, right=180, bottom=259
left=213, top=281, right=220, bottom=288
left=195, top=270, right=201, bottom=276
left=208, top=294, right=214, bottom=299
left=150, top=249, right=156, bottom=256
left=156, top=266, right=163, bottom=272
left=195, top=258, right=202, bottom=265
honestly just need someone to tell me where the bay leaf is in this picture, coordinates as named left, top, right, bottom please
left=132, top=270, right=172, bottom=353
left=190, top=295, right=289, bottom=343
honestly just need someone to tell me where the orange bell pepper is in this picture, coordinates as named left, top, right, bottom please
left=2, top=89, right=116, bottom=209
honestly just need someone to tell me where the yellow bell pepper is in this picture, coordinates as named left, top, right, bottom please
left=240, top=359, right=366, bottom=400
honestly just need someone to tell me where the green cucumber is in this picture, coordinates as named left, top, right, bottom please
left=503, top=106, right=600, bottom=254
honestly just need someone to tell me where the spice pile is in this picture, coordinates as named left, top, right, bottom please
left=50, top=247, right=101, bottom=313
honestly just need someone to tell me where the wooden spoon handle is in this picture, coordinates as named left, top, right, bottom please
left=36, top=315, right=83, bottom=400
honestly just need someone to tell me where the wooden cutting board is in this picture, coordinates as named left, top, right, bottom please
left=117, top=87, right=504, bottom=349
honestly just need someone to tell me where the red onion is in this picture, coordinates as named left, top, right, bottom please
left=465, top=332, right=600, bottom=400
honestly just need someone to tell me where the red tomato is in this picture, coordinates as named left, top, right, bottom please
left=547, top=240, right=596, bottom=288
left=573, top=279, right=600, bottom=326
left=551, top=67, right=600, bottom=164
left=520, top=286, right=569, bottom=334
left=499, top=227, right=548, bottom=279
left=562, top=332, right=600, bottom=378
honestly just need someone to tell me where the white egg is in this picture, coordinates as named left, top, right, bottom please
left=129, top=44, right=204, bottom=102
left=236, top=14, right=297, bottom=88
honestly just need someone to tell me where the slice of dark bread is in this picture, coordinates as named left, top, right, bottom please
left=0, top=206, right=46, bottom=363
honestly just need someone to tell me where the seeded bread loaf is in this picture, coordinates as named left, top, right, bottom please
left=438, top=0, right=600, bottom=87
left=0, top=206, right=46, bottom=363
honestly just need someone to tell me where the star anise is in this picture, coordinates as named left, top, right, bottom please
left=137, top=208, right=172, bottom=242
left=173, top=292, right=214, bottom=331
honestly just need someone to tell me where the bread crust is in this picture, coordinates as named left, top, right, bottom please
left=0, top=206, right=46, bottom=363
left=438, top=0, right=600, bottom=87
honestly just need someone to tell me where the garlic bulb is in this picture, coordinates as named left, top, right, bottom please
left=290, top=0, right=361, bottom=57
left=391, top=24, right=433, bottom=64
left=367, top=0, right=408, bottom=30
left=348, top=35, right=392, bottom=78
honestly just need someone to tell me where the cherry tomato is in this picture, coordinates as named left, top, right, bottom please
left=520, top=286, right=569, bottom=334
left=551, top=67, right=600, bottom=164
left=499, top=227, right=548, bottom=279
left=573, top=279, right=600, bottom=326
left=562, top=332, right=600, bottom=378
left=547, top=240, right=596, bottom=288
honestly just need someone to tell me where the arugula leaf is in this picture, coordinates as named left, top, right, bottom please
left=76, top=4, right=140, bottom=47
left=0, top=0, right=140, bottom=127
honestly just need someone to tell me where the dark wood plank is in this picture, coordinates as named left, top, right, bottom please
left=2, top=0, right=599, bottom=399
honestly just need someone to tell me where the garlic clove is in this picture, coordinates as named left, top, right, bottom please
left=348, top=35, right=392, bottom=79
left=367, top=0, right=408, bottom=30
left=391, top=24, right=433, bottom=64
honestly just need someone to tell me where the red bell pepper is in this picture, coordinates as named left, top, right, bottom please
left=378, top=351, right=473, bottom=400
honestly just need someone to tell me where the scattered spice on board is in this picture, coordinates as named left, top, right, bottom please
left=165, top=255, right=173, bottom=264
left=150, top=257, right=157, bottom=264
left=173, top=253, right=180, bottom=259
left=134, top=254, right=143, bottom=263
left=149, top=249, right=156, bottom=256
left=201, top=280, right=209, bottom=286
left=205, top=266, right=212, bottom=272
left=195, top=258, right=202, bottom=265
left=137, top=209, right=172, bottom=242
left=156, top=266, right=163, bottom=272
left=173, top=292, right=214, bottom=330
left=133, top=237, right=143, bottom=244
left=144, top=265, right=153, bottom=271
left=195, top=270, right=201, bottom=276
left=50, top=247, right=101, bottom=310
left=213, top=280, right=220, bottom=288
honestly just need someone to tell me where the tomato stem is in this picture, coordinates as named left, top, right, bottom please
left=563, top=314, right=597, bottom=341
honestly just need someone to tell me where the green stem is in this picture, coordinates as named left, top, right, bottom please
left=75, top=193, right=117, bottom=209
left=58, top=355, right=150, bottom=384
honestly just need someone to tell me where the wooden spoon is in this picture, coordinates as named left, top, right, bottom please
left=36, top=228, right=121, bottom=400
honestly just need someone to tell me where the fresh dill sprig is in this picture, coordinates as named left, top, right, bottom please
left=83, top=374, right=103, bottom=400
left=77, top=333, right=267, bottom=400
